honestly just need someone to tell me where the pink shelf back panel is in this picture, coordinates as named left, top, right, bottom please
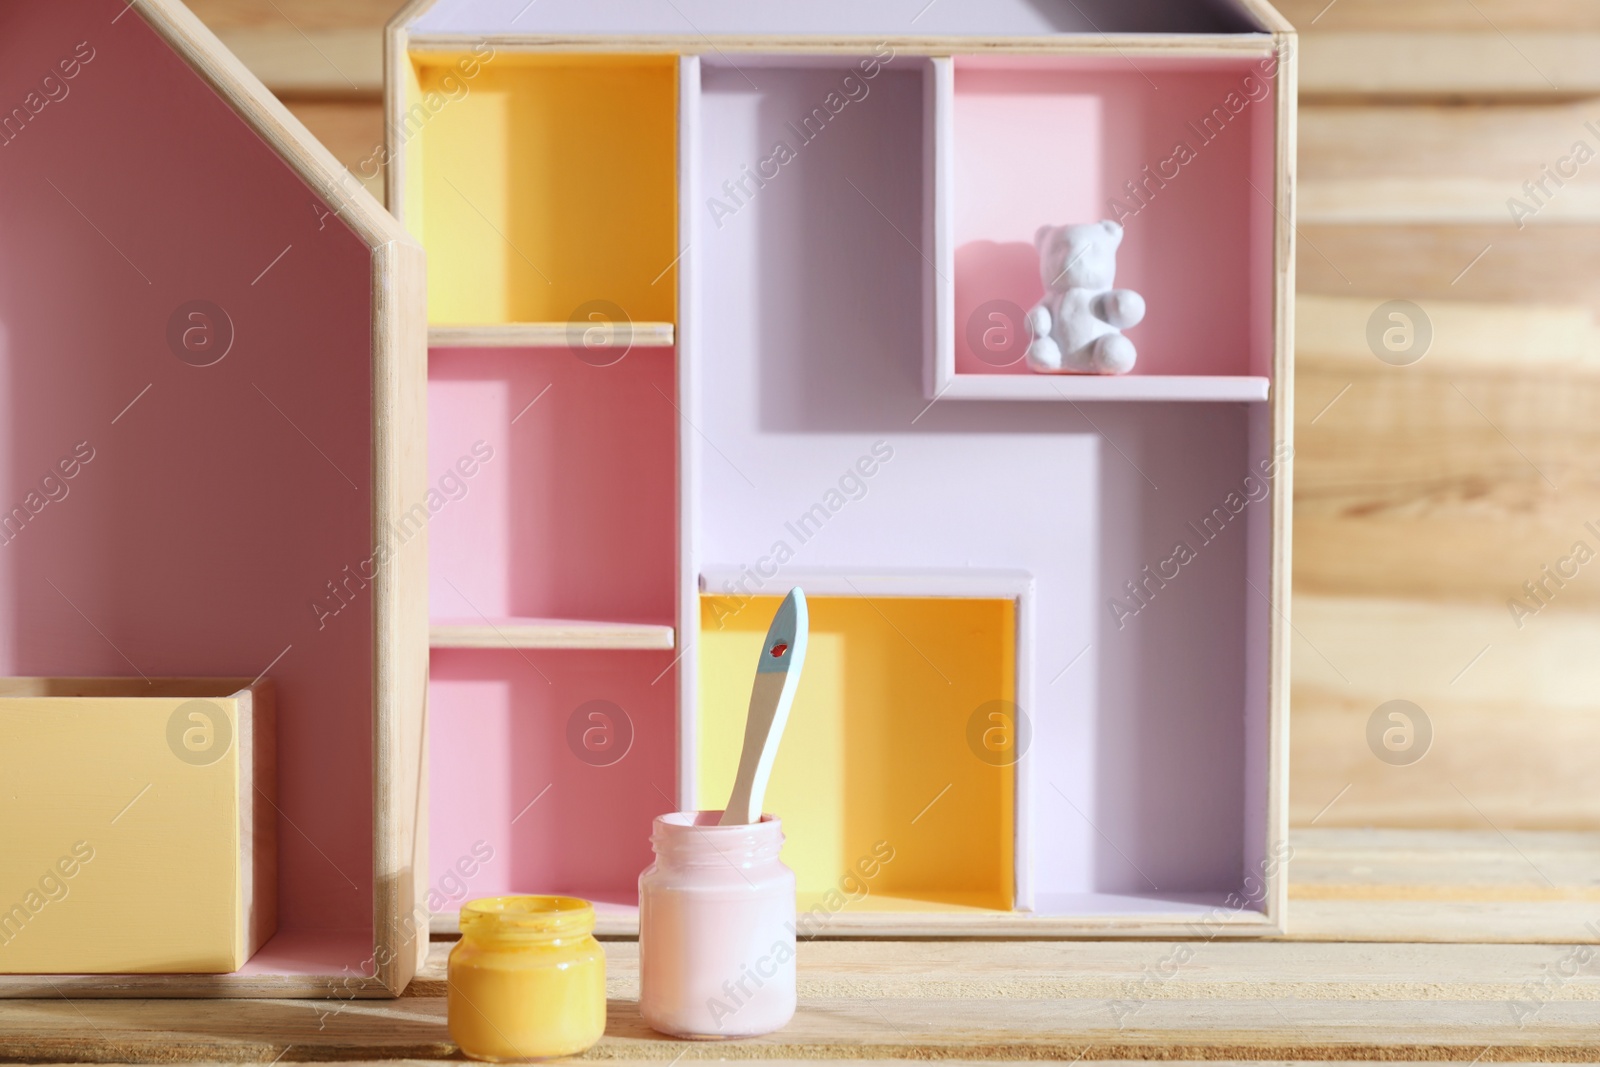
left=428, top=648, right=677, bottom=907
left=951, top=54, right=1278, bottom=379
left=427, top=347, right=677, bottom=625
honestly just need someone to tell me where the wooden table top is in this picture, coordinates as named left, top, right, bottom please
left=4, top=936, right=1600, bottom=1063
left=5, top=829, right=1600, bottom=1063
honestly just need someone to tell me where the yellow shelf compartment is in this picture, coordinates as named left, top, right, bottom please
left=408, top=52, right=679, bottom=327
left=697, top=594, right=1016, bottom=913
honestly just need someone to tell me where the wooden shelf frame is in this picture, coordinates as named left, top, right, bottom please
left=390, top=0, right=1297, bottom=948
left=430, top=617, right=675, bottom=650
left=428, top=322, right=675, bottom=349
left=925, top=52, right=1283, bottom=402
left=934, top=373, right=1271, bottom=402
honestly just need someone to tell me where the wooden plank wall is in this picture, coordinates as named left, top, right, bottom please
left=196, top=1, right=1600, bottom=835
left=1277, top=0, right=1600, bottom=832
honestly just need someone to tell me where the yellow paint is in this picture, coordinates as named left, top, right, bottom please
left=698, top=596, right=1015, bottom=911
left=448, top=896, right=606, bottom=1061
left=411, top=53, right=678, bottom=326
left=0, top=682, right=265, bottom=973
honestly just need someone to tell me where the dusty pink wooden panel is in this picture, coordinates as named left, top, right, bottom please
left=426, top=347, right=677, bottom=626
left=428, top=648, right=677, bottom=906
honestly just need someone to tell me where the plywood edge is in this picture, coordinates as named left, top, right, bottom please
left=384, top=0, right=442, bottom=219
left=1264, top=23, right=1296, bottom=936
left=927, top=56, right=955, bottom=402
left=429, top=620, right=676, bottom=650
left=675, top=52, right=702, bottom=813
left=404, top=32, right=1280, bottom=58
left=242, top=679, right=278, bottom=964
left=428, top=322, right=675, bottom=348
left=937, top=374, right=1271, bottom=402
left=0, top=676, right=257, bottom=698
left=0, top=970, right=396, bottom=999
left=134, top=0, right=412, bottom=251
left=700, top=566, right=1034, bottom=600
left=1234, top=0, right=1296, bottom=34
left=370, top=237, right=430, bottom=996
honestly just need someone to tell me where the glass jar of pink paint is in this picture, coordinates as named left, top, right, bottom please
left=638, top=811, right=796, bottom=1038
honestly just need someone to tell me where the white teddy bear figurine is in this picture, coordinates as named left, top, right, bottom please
left=1025, top=219, right=1145, bottom=375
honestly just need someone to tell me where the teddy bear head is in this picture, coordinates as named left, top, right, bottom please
left=1034, top=219, right=1123, bottom=292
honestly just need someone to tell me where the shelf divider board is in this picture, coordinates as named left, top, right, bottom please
left=428, top=323, right=675, bottom=349
left=430, top=617, right=675, bottom=650
left=928, top=54, right=953, bottom=402
left=405, top=3, right=1276, bottom=39
left=675, top=54, right=703, bottom=813
left=940, top=373, right=1269, bottom=402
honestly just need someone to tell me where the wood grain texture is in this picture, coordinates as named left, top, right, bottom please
left=185, top=0, right=405, bottom=32
left=1287, top=0, right=1600, bottom=846
left=135, top=0, right=406, bottom=247
left=1273, top=0, right=1600, bottom=33
left=214, top=28, right=382, bottom=94
left=371, top=237, right=431, bottom=994
left=1265, top=23, right=1299, bottom=933
left=1289, top=595, right=1600, bottom=831
left=1300, top=103, right=1600, bottom=225
left=1298, top=223, right=1600, bottom=304
left=1300, top=32, right=1600, bottom=98
left=1288, top=828, right=1600, bottom=944
left=8, top=934, right=1600, bottom=1062
left=283, top=100, right=385, bottom=200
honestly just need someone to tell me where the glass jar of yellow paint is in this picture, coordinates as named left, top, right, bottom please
left=447, top=896, right=606, bottom=1062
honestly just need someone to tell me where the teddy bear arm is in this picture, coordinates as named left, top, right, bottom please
left=1026, top=302, right=1052, bottom=337
left=1095, top=289, right=1145, bottom=329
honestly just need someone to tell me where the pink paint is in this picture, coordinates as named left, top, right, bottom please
left=638, top=811, right=795, bottom=1038
left=429, top=648, right=677, bottom=905
left=951, top=55, right=1277, bottom=378
left=427, top=347, right=676, bottom=623
left=426, top=345, right=680, bottom=906
left=0, top=0, right=376, bottom=971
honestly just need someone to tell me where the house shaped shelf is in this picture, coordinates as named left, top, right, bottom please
left=392, top=0, right=1295, bottom=939
left=0, top=0, right=427, bottom=996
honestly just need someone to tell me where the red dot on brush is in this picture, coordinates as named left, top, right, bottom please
left=770, top=643, right=788, bottom=657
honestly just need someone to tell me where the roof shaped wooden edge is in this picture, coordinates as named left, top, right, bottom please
left=134, top=0, right=417, bottom=252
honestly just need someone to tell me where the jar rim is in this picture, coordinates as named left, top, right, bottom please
left=459, top=895, right=595, bottom=940
left=655, top=810, right=781, bottom=833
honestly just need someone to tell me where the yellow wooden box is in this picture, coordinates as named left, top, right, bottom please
left=0, top=679, right=275, bottom=974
